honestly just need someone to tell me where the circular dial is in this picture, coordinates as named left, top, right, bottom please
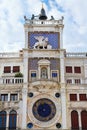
left=32, top=98, right=56, bottom=122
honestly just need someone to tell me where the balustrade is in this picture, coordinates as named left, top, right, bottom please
left=66, top=52, right=87, bottom=58
left=0, top=77, right=23, bottom=84
left=25, top=19, right=63, bottom=25
left=0, top=52, right=20, bottom=58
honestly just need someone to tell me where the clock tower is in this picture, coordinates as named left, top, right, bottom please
left=22, top=6, right=67, bottom=129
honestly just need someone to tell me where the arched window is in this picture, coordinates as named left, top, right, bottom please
left=71, top=110, right=79, bottom=130
left=9, top=110, right=17, bottom=130
left=81, top=110, right=87, bottom=129
left=41, top=67, right=48, bottom=79
left=0, top=111, right=7, bottom=130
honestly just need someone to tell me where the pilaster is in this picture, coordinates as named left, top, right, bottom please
left=60, top=27, right=63, bottom=49
left=24, top=28, right=28, bottom=49
left=22, top=50, right=28, bottom=129
left=22, top=87, right=27, bottom=129
left=61, top=86, right=67, bottom=129
left=60, top=51, right=65, bottom=83
left=23, top=50, right=28, bottom=83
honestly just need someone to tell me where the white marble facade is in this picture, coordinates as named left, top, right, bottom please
left=0, top=7, right=87, bottom=130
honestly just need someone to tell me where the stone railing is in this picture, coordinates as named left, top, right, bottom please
left=3, top=128, right=20, bottom=130
left=65, top=52, right=87, bottom=58
left=0, top=77, right=23, bottom=84
left=25, top=19, right=63, bottom=25
left=0, top=52, right=19, bottom=58
left=66, top=78, right=87, bottom=85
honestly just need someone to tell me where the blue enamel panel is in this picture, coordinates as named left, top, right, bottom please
left=29, top=33, right=59, bottom=49
left=50, top=59, right=59, bottom=70
left=29, top=59, right=38, bottom=70
left=28, top=59, right=60, bottom=70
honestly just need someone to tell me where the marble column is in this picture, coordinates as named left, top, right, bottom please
left=38, top=65, right=40, bottom=79
left=78, top=110, right=81, bottom=129
left=6, top=111, right=9, bottom=128
left=8, top=93, right=10, bottom=101
left=48, top=65, right=50, bottom=79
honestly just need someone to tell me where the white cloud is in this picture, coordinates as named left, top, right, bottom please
left=54, top=0, right=87, bottom=52
left=0, top=0, right=87, bottom=52
left=0, top=0, right=24, bottom=52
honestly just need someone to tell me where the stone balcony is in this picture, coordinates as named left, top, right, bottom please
left=24, top=19, right=63, bottom=26
left=0, top=77, right=23, bottom=90
left=0, top=51, right=23, bottom=58
left=0, top=77, right=23, bottom=84
left=0, top=52, right=19, bottom=58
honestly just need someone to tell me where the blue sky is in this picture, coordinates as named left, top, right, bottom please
left=0, top=0, right=87, bottom=52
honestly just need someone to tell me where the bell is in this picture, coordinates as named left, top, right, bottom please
left=39, top=7, right=47, bottom=20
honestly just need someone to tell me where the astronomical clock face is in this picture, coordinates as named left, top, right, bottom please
left=32, top=98, right=56, bottom=122
left=28, top=32, right=59, bottom=49
left=28, top=94, right=61, bottom=127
